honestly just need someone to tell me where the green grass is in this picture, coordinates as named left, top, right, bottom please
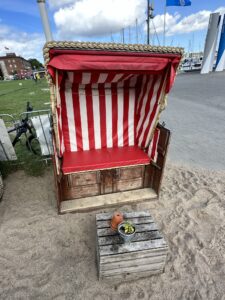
left=0, top=78, right=52, bottom=177
left=0, top=78, right=50, bottom=114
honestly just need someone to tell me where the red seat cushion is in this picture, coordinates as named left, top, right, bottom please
left=62, top=146, right=150, bottom=174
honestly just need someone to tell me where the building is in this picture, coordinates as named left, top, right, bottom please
left=0, top=53, right=32, bottom=80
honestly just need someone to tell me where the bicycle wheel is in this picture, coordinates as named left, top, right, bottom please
left=0, top=173, right=3, bottom=201
left=26, top=135, right=42, bottom=156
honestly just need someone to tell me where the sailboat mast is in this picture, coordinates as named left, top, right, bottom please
left=147, top=0, right=150, bottom=44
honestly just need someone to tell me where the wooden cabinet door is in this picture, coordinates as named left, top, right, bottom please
left=61, top=171, right=100, bottom=200
left=115, top=166, right=144, bottom=192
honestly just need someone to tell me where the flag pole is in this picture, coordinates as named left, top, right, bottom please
left=147, top=0, right=150, bottom=44
left=163, top=1, right=167, bottom=46
left=37, top=0, right=53, bottom=42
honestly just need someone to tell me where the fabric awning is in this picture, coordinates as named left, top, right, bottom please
left=47, top=49, right=181, bottom=94
left=49, top=54, right=170, bottom=72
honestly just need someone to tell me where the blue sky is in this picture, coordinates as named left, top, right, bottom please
left=0, top=0, right=225, bottom=61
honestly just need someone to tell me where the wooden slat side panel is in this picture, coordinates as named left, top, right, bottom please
left=99, top=239, right=168, bottom=256
left=144, top=125, right=170, bottom=194
left=153, top=125, right=170, bottom=194
left=52, top=154, right=63, bottom=214
left=100, top=262, right=165, bottom=276
left=100, top=255, right=167, bottom=271
left=100, top=248, right=168, bottom=264
left=100, top=269, right=164, bottom=281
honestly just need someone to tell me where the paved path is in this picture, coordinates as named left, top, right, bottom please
left=162, top=71, right=225, bottom=170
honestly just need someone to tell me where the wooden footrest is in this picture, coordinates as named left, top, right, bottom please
left=60, top=188, right=157, bottom=213
left=96, top=211, right=168, bottom=281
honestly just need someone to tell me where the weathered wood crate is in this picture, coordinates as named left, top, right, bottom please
left=96, top=211, right=168, bottom=281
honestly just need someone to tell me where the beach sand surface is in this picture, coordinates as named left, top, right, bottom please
left=1, top=164, right=225, bottom=300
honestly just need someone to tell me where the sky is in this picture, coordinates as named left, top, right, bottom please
left=0, top=0, right=225, bottom=62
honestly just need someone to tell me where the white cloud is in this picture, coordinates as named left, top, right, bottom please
left=0, top=24, right=45, bottom=62
left=151, top=13, right=181, bottom=34
left=52, top=0, right=225, bottom=39
left=53, top=0, right=145, bottom=38
left=215, top=7, right=225, bottom=15
left=168, top=10, right=211, bottom=35
left=151, top=7, right=225, bottom=36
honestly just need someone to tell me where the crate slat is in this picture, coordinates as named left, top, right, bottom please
left=100, top=248, right=168, bottom=264
left=100, top=255, right=167, bottom=271
left=98, top=230, right=163, bottom=246
left=97, top=222, right=159, bottom=237
left=96, top=211, right=151, bottom=221
left=101, top=268, right=164, bottom=281
left=99, top=239, right=167, bottom=256
left=96, top=216, right=154, bottom=229
left=101, top=262, right=165, bottom=276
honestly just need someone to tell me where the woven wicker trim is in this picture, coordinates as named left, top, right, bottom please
left=43, top=41, right=183, bottom=64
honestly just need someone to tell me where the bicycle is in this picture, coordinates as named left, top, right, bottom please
left=8, top=102, right=41, bottom=155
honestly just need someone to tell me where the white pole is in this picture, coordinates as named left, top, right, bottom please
left=37, top=0, right=53, bottom=42
left=135, top=19, right=139, bottom=44
left=163, top=2, right=167, bottom=46
left=201, top=13, right=221, bottom=74
left=215, top=14, right=225, bottom=72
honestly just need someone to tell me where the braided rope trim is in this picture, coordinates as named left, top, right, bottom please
left=43, top=41, right=183, bottom=63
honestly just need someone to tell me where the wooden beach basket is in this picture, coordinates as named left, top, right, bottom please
left=43, top=42, right=183, bottom=214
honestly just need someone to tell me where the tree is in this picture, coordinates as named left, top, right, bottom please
left=28, top=58, right=43, bottom=70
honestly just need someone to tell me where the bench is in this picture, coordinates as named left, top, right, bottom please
left=62, top=145, right=150, bottom=174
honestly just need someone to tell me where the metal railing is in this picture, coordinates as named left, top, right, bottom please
left=20, top=109, right=52, bottom=156
left=0, top=109, right=52, bottom=161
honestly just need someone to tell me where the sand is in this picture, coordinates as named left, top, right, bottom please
left=1, top=72, right=225, bottom=299
left=1, top=163, right=225, bottom=300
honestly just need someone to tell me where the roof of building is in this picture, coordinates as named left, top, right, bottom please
left=0, top=54, right=30, bottom=62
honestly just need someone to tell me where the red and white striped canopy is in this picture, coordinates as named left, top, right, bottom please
left=48, top=50, right=181, bottom=168
left=56, top=70, right=166, bottom=156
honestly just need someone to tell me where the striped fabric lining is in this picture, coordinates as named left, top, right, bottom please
left=147, top=128, right=160, bottom=162
left=56, top=71, right=166, bottom=158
